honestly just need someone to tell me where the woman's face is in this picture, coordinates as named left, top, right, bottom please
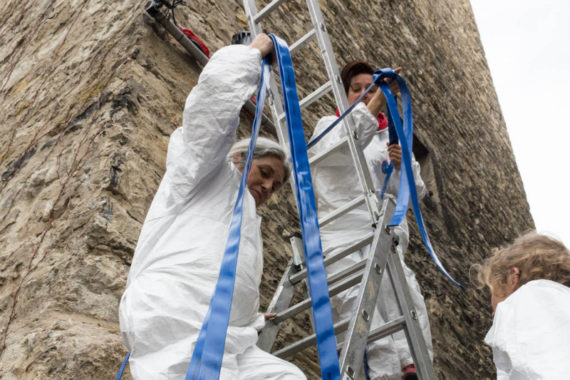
left=490, top=267, right=520, bottom=315
left=247, top=156, right=285, bottom=207
left=347, top=73, right=375, bottom=106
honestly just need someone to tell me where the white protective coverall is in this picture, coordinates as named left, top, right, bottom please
left=119, top=45, right=305, bottom=380
left=484, top=279, right=570, bottom=379
left=309, top=106, right=432, bottom=380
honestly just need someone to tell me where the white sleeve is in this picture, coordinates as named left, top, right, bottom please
left=165, top=45, right=262, bottom=198
left=309, top=102, right=377, bottom=158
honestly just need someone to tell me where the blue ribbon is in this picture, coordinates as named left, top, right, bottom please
left=269, top=33, right=341, bottom=380
left=184, top=57, right=272, bottom=380
left=379, top=106, right=397, bottom=200
left=114, top=352, right=130, bottom=380
left=307, top=82, right=377, bottom=149
left=374, top=68, right=463, bottom=288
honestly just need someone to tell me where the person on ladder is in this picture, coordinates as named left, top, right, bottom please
left=309, top=60, right=433, bottom=380
left=118, top=33, right=306, bottom=379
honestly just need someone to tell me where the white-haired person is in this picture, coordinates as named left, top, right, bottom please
left=309, top=60, right=431, bottom=380
left=119, top=34, right=306, bottom=379
left=475, top=231, right=570, bottom=379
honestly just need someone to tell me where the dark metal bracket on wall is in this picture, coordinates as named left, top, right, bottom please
left=145, top=1, right=276, bottom=130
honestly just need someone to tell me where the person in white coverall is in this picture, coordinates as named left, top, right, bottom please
left=309, top=60, right=432, bottom=380
left=118, top=34, right=306, bottom=380
left=475, top=231, right=570, bottom=379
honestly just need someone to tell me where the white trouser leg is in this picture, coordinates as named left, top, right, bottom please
left=237, top=345, right=306, bottom=380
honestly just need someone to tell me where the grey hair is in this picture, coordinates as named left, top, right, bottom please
left=229, top=137, right=291, bottom=182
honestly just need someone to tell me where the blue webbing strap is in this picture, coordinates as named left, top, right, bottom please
left=269, top=33, right=341, bottom=380
left=114, top=352, right=130, bottom=380
left=374, top=68, right=463, bottom=288
left=379, top=106, right=398, bottom=200
left=183, top=57, right=272, bottom=380
left=307, top=82, right=377, bottom=149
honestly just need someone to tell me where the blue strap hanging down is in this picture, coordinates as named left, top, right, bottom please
left=374, top=68, right=464, bottom=289
left=269, top=33, right=341, bottom=380
left=379, top=106, right=398, bottom=200
left=184, top=57, right=272, bottom=380
left=114, top=352, right=130, bottom=380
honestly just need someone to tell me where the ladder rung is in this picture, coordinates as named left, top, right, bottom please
left=275, top=315, right=406, bottom=359
left=289, top=233, right=373, bottom=284
left=299, top=80, right=332, bottom=110
left=367, top=316, right=406, bottom=342
left=274, top=318, right=350, bottom=359
left=308, top=136, right=349, bottom=165
left=290, top=28, right=316, bottom=55
left=327, top=259, right=366, bottom=287
left=335, top=316, right=406, bottom=350
left=252, top=0, right=286, bottom=23
left=318, top=194, right=366, bottom=228
left=272, top=271, right=363, bottom=324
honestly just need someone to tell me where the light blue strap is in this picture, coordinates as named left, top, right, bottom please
left=375, top=68, right=464, bottom=288
left=269, top=34, right=341, bottom=380
left=184, top=56, right=272, bottom=380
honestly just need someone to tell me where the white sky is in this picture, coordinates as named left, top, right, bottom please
left=470, top=0, right=570, bottom=247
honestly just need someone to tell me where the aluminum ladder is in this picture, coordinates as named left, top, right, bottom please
left=243, top=1, right=436, bottom=378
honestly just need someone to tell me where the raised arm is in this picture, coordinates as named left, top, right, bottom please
left=164, top=36, right=273, bottom=198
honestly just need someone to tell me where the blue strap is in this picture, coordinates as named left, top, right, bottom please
left=307, top=82, right=377, bottom=149
left=379, top=105, right=397, bottom=200
left=374, top=68, right=463, bottom=288
left=379, top=160, right=393, bottom=200
left=269, top=34, right=341, bottom=380
left=184, top=57, right=272, bottom=380
left=114, top=352, right=130, bottom=380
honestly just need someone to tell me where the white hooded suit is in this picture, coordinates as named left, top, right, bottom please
left=310, top=107, right=432, bottom=379
left=119, top=45, right=305, bottom=380
left=485, top=279, right=570, bottom=379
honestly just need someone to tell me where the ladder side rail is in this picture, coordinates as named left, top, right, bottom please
left=306, top=0, right=380, bottom=226
left=337, top=199, right=393, bottom=380
left=257, top=258, right=299, bottom=351
left=244, top=0, right=297, bottom=197
left=386, top=250, right=437, bottom=379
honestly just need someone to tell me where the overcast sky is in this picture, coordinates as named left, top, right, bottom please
left=470, top=0, right=570, bottom=247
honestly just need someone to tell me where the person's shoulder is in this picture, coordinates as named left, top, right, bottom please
left=515, top=279, right=569, bottom=296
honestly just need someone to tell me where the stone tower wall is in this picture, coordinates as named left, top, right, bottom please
left=0, top=0, right=533, bottom=378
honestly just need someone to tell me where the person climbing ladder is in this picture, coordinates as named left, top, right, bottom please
left=118, top=33, right=306, bottom=380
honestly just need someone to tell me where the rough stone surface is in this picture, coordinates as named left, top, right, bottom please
left=0, top=0, right=533, bottom=379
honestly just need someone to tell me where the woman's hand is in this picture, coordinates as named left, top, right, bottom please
left=250, top=33, right=275, bottom=59
left=367, top=67, right=403, bottom=116
left=264, top=312, right=277, bottom=320
left=387, top=143, right=402, bottom=170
